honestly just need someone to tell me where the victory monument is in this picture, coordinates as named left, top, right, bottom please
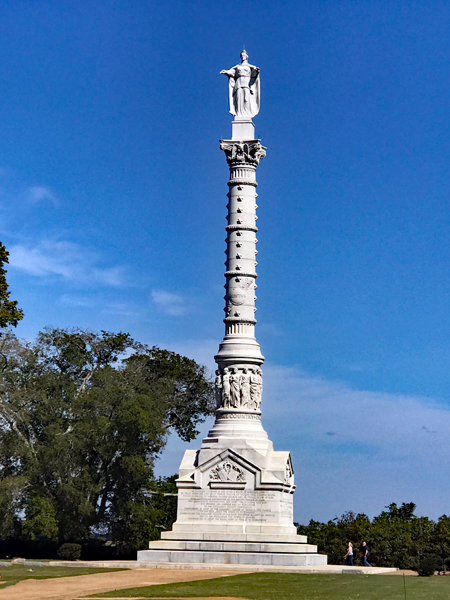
left=138, top=51, right=327, bottom=567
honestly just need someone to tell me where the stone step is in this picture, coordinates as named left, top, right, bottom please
left=170, top=523, right=298, bottom=536
left=161, top=531, right=307, bottom=544
left=137, top=549, right=328, bottom=567
left=132, top=560, right=398, bottom=574
left=149, top=540, right=318, bottom=554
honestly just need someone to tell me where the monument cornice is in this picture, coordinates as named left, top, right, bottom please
left=223, top=316, right=257, bottom=324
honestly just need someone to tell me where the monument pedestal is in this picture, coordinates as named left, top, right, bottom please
left=138, top=415, right=326, bottom=567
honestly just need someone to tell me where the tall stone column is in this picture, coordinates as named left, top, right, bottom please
left=206, top=134, right=268, bottom=447
left=137, top=51, right=327, bottom=567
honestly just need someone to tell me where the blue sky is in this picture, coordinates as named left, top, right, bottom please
left=3, top=0, right=450, bottom=523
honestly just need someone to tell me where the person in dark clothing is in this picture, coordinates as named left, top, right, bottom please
left=362, top=541, right=371, bottom=566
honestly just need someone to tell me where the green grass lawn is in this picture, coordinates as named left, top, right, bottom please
left=90, top=572, right=450, bottom=600
left=0, top=564, right=125, bottom=590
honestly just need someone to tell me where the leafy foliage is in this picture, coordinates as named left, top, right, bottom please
left=0, top=328, right=214, bottom=549
left=417, top=554, right=443, bottom=577
left=57, top=542, right=82, bottom=560
left=0, top=243, right=23, bottom=330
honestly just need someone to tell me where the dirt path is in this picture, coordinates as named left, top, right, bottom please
left=0, top=567, right=247, bottom=600
left=74, top=598, right=249, bottom=600
left=83, top=597, right=249, bottom=600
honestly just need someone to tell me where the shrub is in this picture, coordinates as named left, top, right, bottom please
left=57, top=543, right=82, bottom=561
left=417, top=554, right=443, bottom=576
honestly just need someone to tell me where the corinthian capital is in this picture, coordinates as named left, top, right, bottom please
left=220, top=140, right=267, bottom=166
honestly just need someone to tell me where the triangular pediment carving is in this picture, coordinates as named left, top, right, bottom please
left=198, top=448, right=261, bottom=476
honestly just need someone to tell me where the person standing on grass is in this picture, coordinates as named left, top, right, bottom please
left=362, top=541, right=371, bottom=566
left=345, top=542, right=354, bottom=565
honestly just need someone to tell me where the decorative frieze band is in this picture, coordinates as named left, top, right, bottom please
left=228, top=179, right=258, bottom=188
left=216, top=412, right=261, bottom=420
left=214, top=366, right=263, bottom=410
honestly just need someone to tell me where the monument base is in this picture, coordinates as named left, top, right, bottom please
left=138, top=529, right=326, bottom=566
left=137, top=415, right=327, bottom=568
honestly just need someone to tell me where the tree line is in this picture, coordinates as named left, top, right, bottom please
left=298, top=502, right=450, bottom=572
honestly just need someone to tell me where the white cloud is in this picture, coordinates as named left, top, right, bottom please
left=154, top=347, right=450, bottom=523
left=9, top=240, right=126, bottom=286
left=261, top=364, right=450, bottom=521
left=262, top=364, right=450, bottom=461
left=27, top=186, right=58, bottom=206
left=60, top=295, right=96, bottom=308
left=102, top=301, right=144, bottom=318
left=60, top=294, right=144, bottom=318
left=151, top=290, right=187, bottom=316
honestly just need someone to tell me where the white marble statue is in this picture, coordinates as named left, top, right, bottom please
left=221, top=50, right=260, bottom=120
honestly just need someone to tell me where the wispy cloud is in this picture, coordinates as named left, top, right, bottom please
left=26, top=186, right=58, bottom=206
left=9, top=240, right=126, bottom=286
left=151, top=290, right=187, bottom=316
left=60, top=295, right=97, bottom=308
left=261, top=364, right=450, bottom=520
left=102, top=301, right=143, bottom=318
left=262, top=364, right=450, bottom=460
left=60, top=295, right=145, bottom=319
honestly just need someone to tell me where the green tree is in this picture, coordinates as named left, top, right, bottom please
left=0, top=328, right=214, bottom=548
left=432, top=515, right=450, bottom=562
left=0, top=243, right=23, bottom=329
left=298, top=502, right=450, bottom=570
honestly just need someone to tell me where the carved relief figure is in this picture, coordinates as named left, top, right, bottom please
left=284, top=460, right=293, bottom=484
left=256, top=368, right=263, bottom=408
left=216, top=366, right=262, bottom=411
left=240, top=368, right=250, bottom=408
left=214, top=370, right=222, bottom=408
left=229, top=367, right=240, bottom=408
left=249, top=368, right=260, bottom=409
left=221, top=367, right=231, bottom=408
left=210, top=460, right=246, bottom=483
left=239, top=279, right=253, bottom=291
left=220, top=50, right=260, bottom=120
